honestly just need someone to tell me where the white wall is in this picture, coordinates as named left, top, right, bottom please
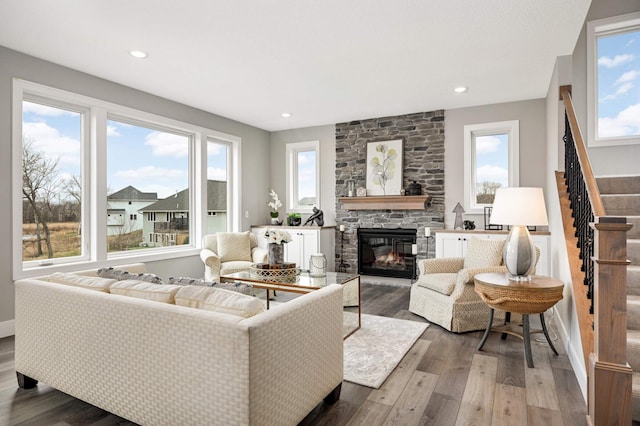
left=545, top=55, right=587, bottom=401
left=444, top=99, right=548, bottom=229
left=269, top=125, right=337, bottom=225
left=0, top=46, right=270, bottom=335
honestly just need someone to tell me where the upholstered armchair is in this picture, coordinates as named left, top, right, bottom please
left=200, top=231, right=268, bottom=282
left=409, top=238, right=509, bottom=333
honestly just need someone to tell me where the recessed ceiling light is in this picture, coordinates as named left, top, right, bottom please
left=129, top=50, right=148, bottom=59
left=454, top=86, right=467, bottom=93
left=281, top=112, right=292, bottom=118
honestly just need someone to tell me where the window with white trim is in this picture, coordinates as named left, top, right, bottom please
left=13, top=79, right=240, bottom=278
left=463, top=121, right=519, bottom=213
left=286, top=140, right=319, bottom=213
left=587, top=12, right=640, bottom=147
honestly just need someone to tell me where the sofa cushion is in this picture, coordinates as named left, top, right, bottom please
left=175, top=286, right=264, bottom=318
left=46, top=272, right=116, bottom=292
left=110, top=280, right=181, bottom=303
left=168, top=276, right=253, bottom=295
left=416, top=273, right=458, bottom=296
left=463, top=238, right=505, bottom=269
left=216, top=232, right=252, bottom=262
left=97, top=267, right=163, bottom=284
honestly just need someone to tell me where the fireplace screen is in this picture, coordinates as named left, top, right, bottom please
left=357, top=228, right=417, bottom=278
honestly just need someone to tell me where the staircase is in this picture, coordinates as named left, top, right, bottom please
left=597, top=175, right=640, bottom=420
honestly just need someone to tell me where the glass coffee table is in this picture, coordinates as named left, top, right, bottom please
left=220, top=270, right=361, bottom=338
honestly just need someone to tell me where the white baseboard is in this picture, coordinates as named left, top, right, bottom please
left=0, top=320, right=15, bottom=338
left=552, top=306, right=587, bottom=402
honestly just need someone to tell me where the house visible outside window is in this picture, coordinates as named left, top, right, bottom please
left=286, top=140, right=319, bottom=213
left=587, top=12, right=640, bottom=147
left=12, top=79, right=241, bottom=278
left=107, top=118, right=190, bottom=252
left=463, top=121, right=519, bottom=213
left=207, top=138, right=229, bottom=233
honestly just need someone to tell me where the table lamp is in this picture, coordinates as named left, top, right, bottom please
left=490, top=187, right=548, bottom=281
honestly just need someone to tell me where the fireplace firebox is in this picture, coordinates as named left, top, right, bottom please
left=357, top=228, right=417, bottom=278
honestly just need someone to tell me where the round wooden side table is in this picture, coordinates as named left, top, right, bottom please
left=473, top=272, right=564, bottom=368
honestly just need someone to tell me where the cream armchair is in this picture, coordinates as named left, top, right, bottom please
left=409, top=238, right=509, bottom=333
left=200, top=231, right=268, bottom=282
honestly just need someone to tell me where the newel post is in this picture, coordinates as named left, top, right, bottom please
left=588, top=216, right=632, bottom=425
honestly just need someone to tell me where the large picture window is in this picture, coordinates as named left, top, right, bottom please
left=12, top=79, right=240, bottom=278
left=463, top=121, right=519, bottom=213
left=587, top=12, right=640, bottom=147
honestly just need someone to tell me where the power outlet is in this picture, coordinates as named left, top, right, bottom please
left=244, top=210, right=249, bottom=219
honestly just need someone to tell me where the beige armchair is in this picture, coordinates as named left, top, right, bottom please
left=409, top=238, right=509, bottom=333
left=200, top=231, right=268, bottom=282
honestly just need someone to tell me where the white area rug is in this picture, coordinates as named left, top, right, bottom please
left=344, top=314, right=428, bottom=388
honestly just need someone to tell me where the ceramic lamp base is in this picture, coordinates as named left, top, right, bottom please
left=503, top=225, right=536, bottom=281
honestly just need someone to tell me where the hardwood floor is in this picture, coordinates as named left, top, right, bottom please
left=0, top=283, right=587, bottom=425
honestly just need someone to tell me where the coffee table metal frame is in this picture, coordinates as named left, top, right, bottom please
left=473, top=272, right=564, bottom=368
left=220, top=270, right=361, bottom=339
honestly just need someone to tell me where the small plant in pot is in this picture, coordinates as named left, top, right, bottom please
left=287, top=212, right=302, bottom=226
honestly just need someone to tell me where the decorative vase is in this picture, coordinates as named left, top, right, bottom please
left=268, top=243, right=284, bottom=265
left=270, top=212, right=279, bottom=225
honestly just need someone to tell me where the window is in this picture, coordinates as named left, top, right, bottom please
left=20, top=97, right=86, bottom=265
left=587, top=12, right=640, bottom=147
left=286, top=140, right=319, bottom=213
left=206, top=138, right=230, bottom=234
left=12, top=79, right=241, bottom=278
left=107, top=118, right=190, bottom=251
left=463, top=121, right=519, bottom=213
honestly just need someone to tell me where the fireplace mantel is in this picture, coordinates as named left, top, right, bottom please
left=338, top=195, right=430, bottom=210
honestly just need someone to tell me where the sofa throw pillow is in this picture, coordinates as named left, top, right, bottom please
left=110, top=280, right=181, bottom=304
left=175, top=286, right=264, bottom=318
left=47, top=272, right=116, bottom=292
left=97, top=267, right=163, bottom=284
left=463, top=238, right=505, bottom=269
left=216, top=232, right=252, bottom=263
left=168, top=276, right=253, bottom=295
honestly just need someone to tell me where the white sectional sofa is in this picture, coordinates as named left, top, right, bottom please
left=14, top=264, right=344, bottom=426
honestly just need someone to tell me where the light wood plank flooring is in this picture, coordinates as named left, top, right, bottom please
left=0, top=283, right=588, bottom=425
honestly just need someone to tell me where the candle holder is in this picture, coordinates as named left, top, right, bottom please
left=338, top=228, right=347, bottom=272
left=411, top=243, right=418, bottom=283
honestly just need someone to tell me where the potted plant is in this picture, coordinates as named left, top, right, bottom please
left=287, top=212, right=302, bottom=226
left=268, top=189, right=282, bottom=224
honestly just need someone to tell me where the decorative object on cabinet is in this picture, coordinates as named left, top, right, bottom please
left=356, top=187, right=367, bottom=197
left=453, top=202, right=465, bottom=230
left=303, top=207, right=324, bottom=226
left=338, top=226, right=347, bottom=272
left=287, top=213, right=302, bottom=226
left=483, top=206, right=503, bottom=230
left=366, top=139, right=403, bottom=196
left=463, top=220, right=475, bottom=230
left=489, top=187, right=548, bottom=281
left=268, top=189, right=282, bottom=225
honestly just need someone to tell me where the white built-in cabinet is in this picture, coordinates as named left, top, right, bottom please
left=435, top=231, right=550, bottom=276
left=250, top=226, right=335, bottom=271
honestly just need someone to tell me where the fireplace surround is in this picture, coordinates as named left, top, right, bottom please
left=357, top=228, right=417, bottom=278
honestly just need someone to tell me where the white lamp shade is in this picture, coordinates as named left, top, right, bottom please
left=490, top=187, right=548, bottom=226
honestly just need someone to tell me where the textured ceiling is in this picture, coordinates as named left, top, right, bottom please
left=0, top=0, right=591, bottom=131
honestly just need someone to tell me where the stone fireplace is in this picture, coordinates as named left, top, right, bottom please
left=335, top=110, right=445, bottom=276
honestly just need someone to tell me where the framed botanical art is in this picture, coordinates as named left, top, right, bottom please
left=366, top=139, right=403, bottom=196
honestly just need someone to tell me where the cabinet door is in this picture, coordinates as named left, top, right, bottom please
left=437, top=233, right=467, bottom=257
left=250, top=227, right=268, bottom=250
left=285, top=230, right=319, bottom=269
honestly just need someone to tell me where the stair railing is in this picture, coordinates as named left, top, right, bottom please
left=560, top=85, right=632, bottom=425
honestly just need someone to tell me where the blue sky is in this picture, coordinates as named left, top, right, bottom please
left=475, top=133, right=508, bottom=189
left=597, top=29, right=640, bottom=138
left=22, top=102, right=227, bottom=200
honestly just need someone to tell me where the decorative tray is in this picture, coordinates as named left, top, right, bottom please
left=250, top=263, right=301, bottom=282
